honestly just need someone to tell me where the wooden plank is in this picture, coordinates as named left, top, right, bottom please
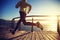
left=19, top=34, right=28, bottom=40
left=37, top=31, right=44, bottom=40
left=20, top=32, right=31, bottom=40
left=41, top=31, right=50, bottom=40
left=51, top=34, right=60, bottom=40
left=43, top=33, right=53, bottom=40
left=31, top=32, right=36, bottom=40
left=46, top=33, right=57, bottom=40
left=26, top=33, right=32, bottom=40
left=35, top=31, right=41, bottom=40
left=49, top=33, right=58, bottom=40
left=43, top=31, right=59, bottom=40
left=23, top=33, right=29, bottom=40
left=37, top=31, right=43, bottom=40
left=43, top=31, right=55, bottom=40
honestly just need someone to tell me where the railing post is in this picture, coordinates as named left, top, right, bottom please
left=31, top=17, right=33, bottom=32
left=57, top=16, right=60, bottom=35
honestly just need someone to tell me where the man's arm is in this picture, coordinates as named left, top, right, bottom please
left=15, top=1, right=21, bottom=8
left=27, top=4, right=32, bottom=14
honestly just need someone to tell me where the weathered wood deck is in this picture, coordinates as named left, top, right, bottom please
left=0, top=30, right=60, bottom=40
left=9, top=31, right=60, bottom=40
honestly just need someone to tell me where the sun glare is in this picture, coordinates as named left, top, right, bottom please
left=47, top=15, right=57, bottom=32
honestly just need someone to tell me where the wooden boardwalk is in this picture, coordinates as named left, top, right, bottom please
left=0, top=25, right=60, bottom=40
left=9, top=31, right=60, bottom=40
left=0, top=30, right=60, bottom=40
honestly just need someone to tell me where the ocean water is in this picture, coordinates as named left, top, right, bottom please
left=13, top=21, right=57, bottom=32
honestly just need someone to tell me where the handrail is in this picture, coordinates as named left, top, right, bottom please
left=12, top=15, right=60, bottom=20
left=12, top=15, right=50, bottom=20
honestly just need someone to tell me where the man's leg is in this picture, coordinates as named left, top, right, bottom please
left=22, top=19, right=36, bottom=26
left=23, top=19, right=43, bottom=30
left=12, top=19, right=21, bottom=35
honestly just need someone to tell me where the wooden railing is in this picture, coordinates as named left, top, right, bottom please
left=11, top=15, right=60, bottom=35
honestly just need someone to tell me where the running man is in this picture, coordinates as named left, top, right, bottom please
left=12, top=0, right=43, bottom=35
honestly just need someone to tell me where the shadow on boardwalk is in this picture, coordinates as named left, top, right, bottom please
left=8, top=32, right=31, bottom=40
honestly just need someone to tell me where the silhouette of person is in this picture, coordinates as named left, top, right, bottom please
left=12, top=0, right=42, bottom=35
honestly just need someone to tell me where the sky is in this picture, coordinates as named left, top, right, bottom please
left=0, top=0, right=60, bottom=20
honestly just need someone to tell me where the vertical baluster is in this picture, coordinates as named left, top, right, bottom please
left=31, top=17, right=33, bottom=32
